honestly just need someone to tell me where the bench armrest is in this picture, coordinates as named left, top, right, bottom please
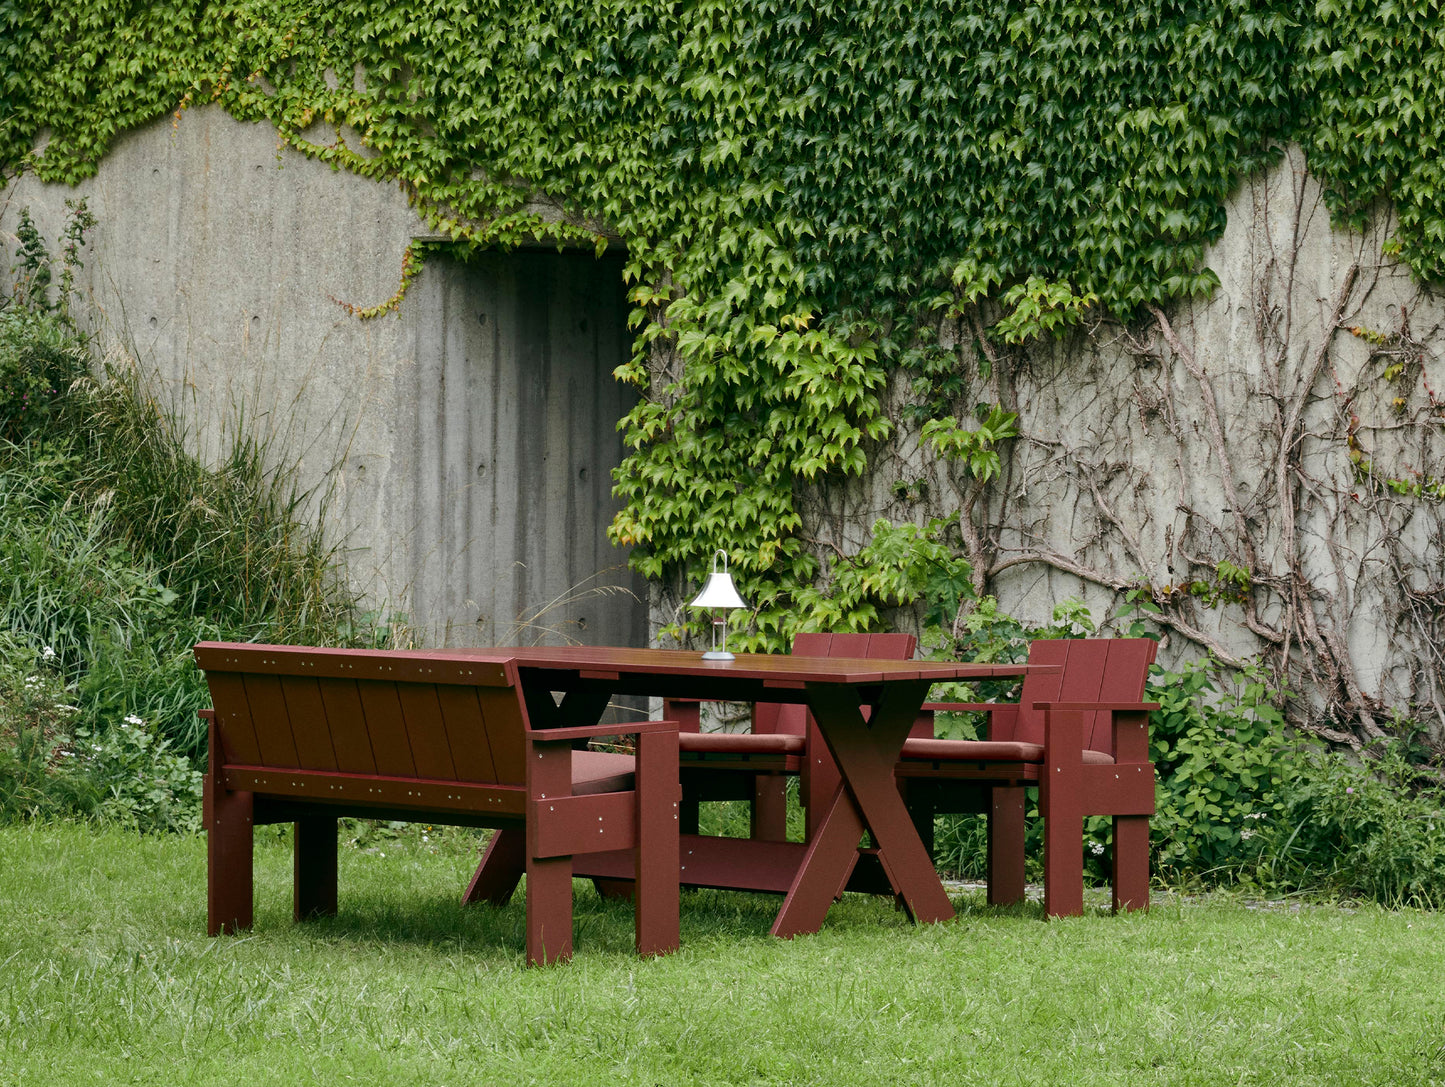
left=526, top=719, right=681, bottom=743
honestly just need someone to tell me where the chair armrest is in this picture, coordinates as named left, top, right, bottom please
left=526, top=719, right=681, bottom=742
left=1036, top=702, right=1158, bottom=764
left=1031, top=701, right=1159, bottom=712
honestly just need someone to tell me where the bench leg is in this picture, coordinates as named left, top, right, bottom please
left=208, top=787, right=254, bottom=935
left=525, top=855, right=574, bottom=965
left=294, top=815, right=338, bottom=921
left=1112, top=814, right=1150, bottom=912
left=634, top=729, right=680, bottom=957
left=987, top=786, right=1027, bottom=907
left=463, top=828, right=525, bottom=907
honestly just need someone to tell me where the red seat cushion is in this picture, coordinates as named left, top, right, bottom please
left=899, top=738, right=1114, bottom=765
left=571, top=749, right=637, bottom=794
left=677, top=732, right=806, bottom=755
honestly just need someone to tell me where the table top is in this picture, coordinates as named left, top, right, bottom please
left=196, top=642, right=1055, bottom=698
left=430, top=645, right=1049, bottom=684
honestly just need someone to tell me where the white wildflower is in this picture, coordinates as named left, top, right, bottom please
left=1089, top=842, right=1105, bottom=856
left=124, top=714, right=144, bottom=727
left=41, top=646, right=56, bottom=662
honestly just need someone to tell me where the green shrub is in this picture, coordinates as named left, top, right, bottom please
left=1246, top=742, right=1445, bottom=907
left=0, top=307, right=88, bottom=440
left=1146, top=656, right=1290, bottom=883
left=67, top=714, right=204, bottom=834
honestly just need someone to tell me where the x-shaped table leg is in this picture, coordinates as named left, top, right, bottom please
left=770, top=679, right=956, bottom=938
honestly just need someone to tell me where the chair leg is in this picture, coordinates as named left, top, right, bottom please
left=294, top=815, right=338, bottom=921
left=987, top=786, right=1027, bottom=907
left=207, top=787, right=254, bottom=935
left=1112, top=814, right=1150, bottom=912
left=463, top=828, right=525, bottom=906
left=752, top=773, right=789, bottom=842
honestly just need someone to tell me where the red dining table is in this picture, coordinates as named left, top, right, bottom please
left=443, top=646, right=1055, bottom=938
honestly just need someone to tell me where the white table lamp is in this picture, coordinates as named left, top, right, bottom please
left=689, top=549, right=747, bottom=661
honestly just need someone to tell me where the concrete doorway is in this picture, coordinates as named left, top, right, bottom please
left=408, top=247, right=646, bottom=648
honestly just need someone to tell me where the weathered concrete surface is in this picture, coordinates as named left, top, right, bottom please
left=1, top=106, right=645, bottom=648
left=787, top=147, right=1445, bottom=738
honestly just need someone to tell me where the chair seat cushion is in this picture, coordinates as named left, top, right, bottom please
left=899, top=738, right=1115, bottom=765
left=571, top=749, right=638, bottom=794
left=677, top=732, right=806, bottom=755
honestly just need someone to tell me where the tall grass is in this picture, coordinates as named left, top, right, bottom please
left=1, top=257, right=379, bottom=825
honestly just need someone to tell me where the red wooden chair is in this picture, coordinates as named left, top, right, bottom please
left=896, top=638, right=1158, bottom=917
left=674, top=631, right=918, bottom=843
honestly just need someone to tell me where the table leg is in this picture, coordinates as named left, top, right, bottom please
left=804, top=681, right=956, bottom=926
left=770, top=782, right=864, bottom=938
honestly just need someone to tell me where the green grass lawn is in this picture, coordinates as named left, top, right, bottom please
left=1, top=823, right=1442, bottom=1086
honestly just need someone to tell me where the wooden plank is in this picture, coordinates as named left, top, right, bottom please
left=1091, top=640, right=1157, bottom=752
left=1056, top=639, right=1112, bottom=750
left=480, top=685, right=527, bottom=784
left=1009, top=639, right=1069, bottom=745
left=397, top=682, right=456, bottom=780
left=316, top=678, right=376, bottom=775
left=529, top=792, right=638, bottom=857
left=221, top=766, right=526, bottom=816
left=240, top=673, right=300, bottom=768
left=196, top=642, right=513, bottom=686
left=572, top=835, right=807, bottom=893
left=278, top=676, right=338, bottom=772
left=356, top=680, right=416, bottom=776
left=436, top=684, right=497, bottom=783
left=205, top=672, right=262, bottom=765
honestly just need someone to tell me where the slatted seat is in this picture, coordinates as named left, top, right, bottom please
left=195, top=641, right=680, bottom=965
left=897, top=637, right=1159, bottom=916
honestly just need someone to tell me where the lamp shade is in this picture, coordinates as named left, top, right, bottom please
left=688, top=549, right=747, bottom=609
left=689, top=571, right=747, bottom=609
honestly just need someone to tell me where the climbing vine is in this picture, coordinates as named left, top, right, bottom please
left=2, top=1, right=1442, bottom=666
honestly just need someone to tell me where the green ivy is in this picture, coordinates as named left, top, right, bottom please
left=2, top=2, right=1440, bottom=648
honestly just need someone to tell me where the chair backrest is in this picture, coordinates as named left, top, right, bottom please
left=195, top=642, right=529, bottom=786
left=758, top=631, right=918, bottom=737
left=997, top=638, right=1158, bottom=753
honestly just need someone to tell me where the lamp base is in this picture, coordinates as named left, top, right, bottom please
left=700, top=650, right=735, bottom=662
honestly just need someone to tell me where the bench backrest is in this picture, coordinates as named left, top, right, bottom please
left=1001, top=638, right=1158, bottom=753
left=758, top=631, right=919, bottom=736
left=194, top=642, right=526, bottom=785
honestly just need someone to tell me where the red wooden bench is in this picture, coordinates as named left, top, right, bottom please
left=195, top=642, right=680, bottom=965
left=897, top=638, right=1159, bottom=916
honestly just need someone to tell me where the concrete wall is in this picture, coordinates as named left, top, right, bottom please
left=1, top=106, right=645, bottom=648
